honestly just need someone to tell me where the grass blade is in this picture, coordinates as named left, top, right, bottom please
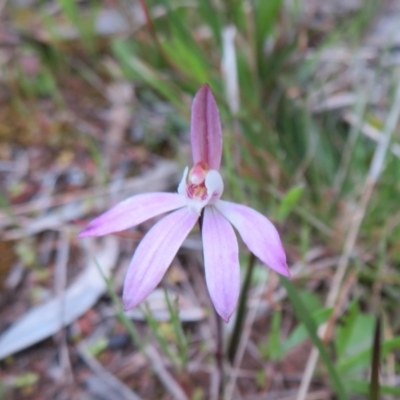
left=164, top=290, right=190, bottom=368
left=93, top=258, right=142, bottom=351
left=280, top=277, right=347, bottom=400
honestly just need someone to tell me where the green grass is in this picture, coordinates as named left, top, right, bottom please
left=2, top=0, right=400, bottom=398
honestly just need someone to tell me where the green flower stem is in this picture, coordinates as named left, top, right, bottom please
left=215, top=309, right=225, bottom=398
left=228, top=252, right=256, bottom=363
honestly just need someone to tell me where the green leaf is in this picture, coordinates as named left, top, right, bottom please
left=56, top=0, right=97, bottom=52
left=162, top=38, right=209, bottom=83
left=157, top=0, right=212, bottom=76
left=280, top=277, right=347, bottom=400
left=112, top=40, right=185, bottom=113
left=298, top=291, right=322, bottom=313
left=280, top=307, right=332, bottom=356
left=268, top=310, right=282, bottom=360
left=87, top=337, right=108, bottom=357
left=13, top=373, right=39, bottom=389
left=276, top=184, right=304, bottom=222
left=334, top=308, right=375, bottom=374
left=93, top=258, right=142, bottom=351
left=347, top=380, right=400, bottom=397
left=224, top=0, right=246, bottom=30
left=335, top=300, right=360, bottom=358
left=338, top=336, right=400, bottom=375
left=165, top=290, right=190, bottom=368
left=198, top=0, right=222, bottom=46
left=56, top=0, right=80, bottom=25
left=253, top=0, right=282, bottom=74
left=142, top=303, right=179, bottom=369
left=253, top=0, right=282, bottom=43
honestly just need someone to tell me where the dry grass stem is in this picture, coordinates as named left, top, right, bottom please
left=78, top=342, right=144, bottom=400
left=144, top=345, right=189, bottom=400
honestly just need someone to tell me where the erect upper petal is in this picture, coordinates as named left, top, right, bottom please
left=190, top=84, right=222, bottom=170
left=78, top=192, right=186, bottom=237
left=123, top=207, right=198, bottom=310
left=215, top=200, right=290, bottom=277
left=202, top=206, right=240, bottom=322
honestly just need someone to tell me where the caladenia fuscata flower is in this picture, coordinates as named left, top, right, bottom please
left=79, top=84, right=290, bottom=322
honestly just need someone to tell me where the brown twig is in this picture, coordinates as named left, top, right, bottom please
left=54, top=230, right=74, bottom=384
left=78, top=342, right=144, bottom=400
left=0, top=160, right=180, bottom=240
left=144, top=345, right=189, bottom=400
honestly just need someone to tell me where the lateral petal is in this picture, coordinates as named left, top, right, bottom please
left=78, top=192, right=186, bottom=237
left=202, top=206, right=240, bottom=322
left=215, top=200, right=290, bottom=277
left=190, top=84, right=222, bottom=170
left=123, top=207, right=198, bottom=310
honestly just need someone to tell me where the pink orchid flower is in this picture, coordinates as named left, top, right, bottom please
left=79, top=84, right=289, bottom=322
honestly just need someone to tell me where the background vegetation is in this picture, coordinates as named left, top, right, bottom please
left=0, top=0, right=400, bottom=399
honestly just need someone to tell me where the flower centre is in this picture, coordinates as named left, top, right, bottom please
left=187, top=162, right=209, bottom=200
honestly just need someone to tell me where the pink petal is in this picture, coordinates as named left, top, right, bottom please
left=202, top=206, right=240, bottom=322
left=78, top=193, right=186, bottom=237
left=123, top=207, right=198, bottom=310
left=191, top=84, right=222, bottom=170
left=215, top=200, right=290, bottom=277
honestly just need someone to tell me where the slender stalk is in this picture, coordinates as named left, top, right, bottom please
left=93, top=258, right=142, bottom=350
left=215, top=310, right=225, bottom=398
left=369, top=316, right=381, bottom=400
left=228, top=252, right=256, bottom=363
